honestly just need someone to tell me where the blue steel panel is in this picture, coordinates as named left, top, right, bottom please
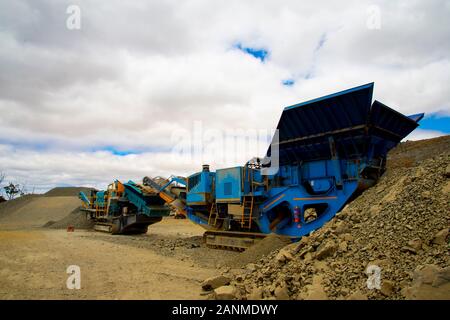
left=280, top=83, right=373, bottom=139
left=266, top=83, right=423, bottom=165
left=268, top=83, right=374, bottom=164
left=309, top=178, right=332, bottom=193
left=187, top=192, right=207, bottom=204
left=79, top=191, right=90, bottom=206
left=306, top=161, right=327, bottom=177
left=186, top=171, right=214, bottom=205
left=258, top=180, right=359, bottom=238
left=369, top=100, right=420, bottom=142
left=183, top=83, right=424, bottom=239
left=123, top=181, right=170, bottom=217
left=284, top=83, right=374, bottom=111
left=408, top=113, right=425, bottom=122
left=215, top=167, right=242, bottom=202
left=96, top=191, right=106, bottom=206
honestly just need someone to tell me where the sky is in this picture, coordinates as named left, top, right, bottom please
left=0, top=0, right=449, bottom=193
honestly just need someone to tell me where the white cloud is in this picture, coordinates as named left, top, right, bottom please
left=0, top=0, right=449, bottom=192
left=403, top=128, right=447, bottom=141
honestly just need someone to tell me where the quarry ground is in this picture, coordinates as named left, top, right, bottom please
left=0, top=135, right=449, bottom=300
left=0, top=219, right=238, bottom=299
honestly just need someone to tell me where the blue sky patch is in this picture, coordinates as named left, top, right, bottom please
left=97, top=146, right=139, bottom=156
left=95, top=145, right=173, bottom=155
left=282, top=79, right=295, bottom=86
left=418, top=114, right=450, bottom=133
left=234, top=43, right=268, bottom=62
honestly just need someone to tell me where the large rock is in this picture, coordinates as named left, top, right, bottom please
left=338, top=241, right=348, bottom=252
left=246, top=263, right=257, bottom=271
left=407, top=238, right=423, bottom=251
left=214, top=285, right=236, bottom=300
left=366, top=259, right=392, bottom=269
left=347, top=290, right=368, bottom=300
left=298, top=245, right=314, bottom=259
left=402, top=264, right=450, bottom=300
left=432, top=228, right=448, bottom=245
left=276, top=248, right=294, bottom=264
left=334, top=221, right=350, bottom=235
left=247, top=287, right=263, bottom=300
left=305, top=286, right=328, bottom=300
left=302, top=275, right=328, bottom=300
left=445, top=164, right=450, bottom=178
left=380, top=280, right=395, bottom=297
left=274, top=285, right=290, bottom=300
left=433, top=266, right=450, bottom=287
left=401, top=246, right=417, bottom=254
left=315, top=240, right=337, bottom=260
left=341, top=233, right=354, bottom=242
left=304, top=283, right=328, bottom=300
left=202, top=275, right=231, bottom=291
left=414, top=264, right=441, bottom=285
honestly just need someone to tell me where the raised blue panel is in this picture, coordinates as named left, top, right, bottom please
left=215, top=167, right=242, bottom=202
left=408, top=113, right=425, bottom=123
left=123, top=181, right=170, bottom=217
left=266, top=83, right=423, bottom=165
left=95, top=191, right=106, bottom=206
left=268, top=83, right=374, bottom=164
left=309, top=178, right=332, bottom=193
left=186, top=171, right=214, bottom=205
left=369, top=100, right=420, bottom=142
left=306, top=161, right=327, bottom=178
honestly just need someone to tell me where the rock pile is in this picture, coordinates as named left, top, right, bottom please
left=204, top=151, right=449, bottom=300
left=44, top=187, right=93, bottom=197
left=0, top=195, right=81, bottom=229
left=224, top=234, right=291, bottom=268
left=45, top=207, right=95, bottom=230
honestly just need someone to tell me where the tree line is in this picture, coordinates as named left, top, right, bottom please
left=0, top=172, right=30, bottom=200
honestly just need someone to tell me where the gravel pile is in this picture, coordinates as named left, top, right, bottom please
left=45, top=207, right=95, bottom=230
left=0, top=187, right=92, bottom=229
left=0, top=196, right=81, bottom=229
left=208, top=151, right=450, bottom=300
left=224, top=235, right=291, bottom=268
left=387, top=135, right=450, bottom=170
left=44, top=187, right=93, bottom=197
left=0, top=194, right=40, bottom=218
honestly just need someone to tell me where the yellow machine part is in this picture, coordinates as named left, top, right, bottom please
left=116, top=180, right=125, bottom=195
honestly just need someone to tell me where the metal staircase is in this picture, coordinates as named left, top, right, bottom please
left=241, top=195, right=254, bottom=229
left=208, top=202, right=218, bottom=227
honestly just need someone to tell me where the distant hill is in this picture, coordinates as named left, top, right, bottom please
left=44, top=187, right=94, bottom=197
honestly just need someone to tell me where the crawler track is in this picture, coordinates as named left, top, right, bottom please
left=203, top=230, right=266, bottom=251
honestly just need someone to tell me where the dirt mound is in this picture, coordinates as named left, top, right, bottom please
left=0, top=186, right=91, bottom=229
left=0, top=196, right=81, bottom=229
left=225, top=235, right=291, bottom=268
left=219, top=147, right=449, bottom=300
left=0, top=194, right=41, bottom=218
left=46, top=207, right=94, bottom=230
left=387, top=135, right=450, bottom=170
left=44, top=187, right=93, bottom=197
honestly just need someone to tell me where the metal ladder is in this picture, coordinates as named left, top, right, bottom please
left=208, top=202, right=218, bottom=227
left=241, top=195, right=254, bottom=229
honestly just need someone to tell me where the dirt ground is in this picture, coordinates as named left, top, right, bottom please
left=0, top=218, right=238, bottom=300
left=0, top=137, right=447, bottom=300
